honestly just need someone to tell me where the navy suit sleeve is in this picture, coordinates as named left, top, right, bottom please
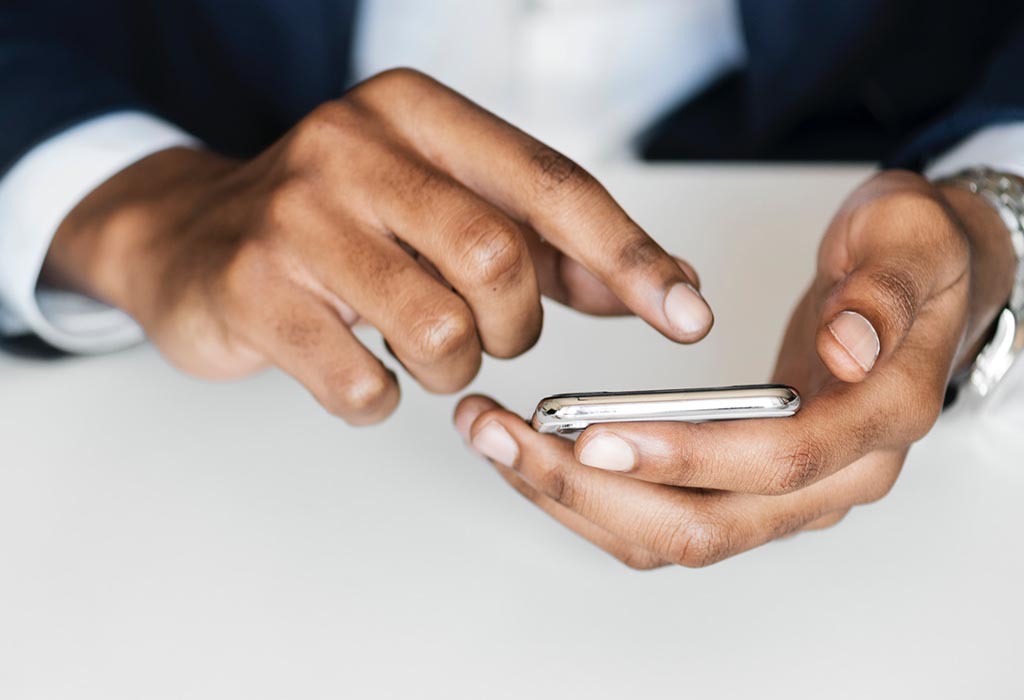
left=0, top=1, right=147, bottom=174
left=887, top=14, right=1024, bottom=170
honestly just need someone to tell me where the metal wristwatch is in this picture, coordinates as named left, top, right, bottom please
left=937, top=167, right=1024, bottom=403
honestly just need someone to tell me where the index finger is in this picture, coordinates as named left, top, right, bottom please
left=574, top=358, right=946, bottom=496
left=353, top=69, right=714, bottom=343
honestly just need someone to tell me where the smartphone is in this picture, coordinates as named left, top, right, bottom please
left=531, top=384, right=800, bottom=436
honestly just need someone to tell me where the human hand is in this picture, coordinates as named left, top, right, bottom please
left=454, top=170, right=1017, bottom=568
left=44, top=68, right=711, bottom=424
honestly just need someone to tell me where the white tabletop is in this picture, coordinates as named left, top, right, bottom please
left=2, top=165, right=1022, bottom=699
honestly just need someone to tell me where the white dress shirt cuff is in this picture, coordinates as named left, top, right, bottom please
left=925, top=122, right=1024, bottom=180
left=0, top=111, right=199, bottom=353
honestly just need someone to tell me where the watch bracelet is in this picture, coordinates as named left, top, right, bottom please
left=935, top=167, right=1024, bottom=401
left=938, top=167, right=1024, bottom=308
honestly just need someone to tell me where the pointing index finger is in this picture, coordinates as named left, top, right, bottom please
left=360, top=69, right=714, bottom=343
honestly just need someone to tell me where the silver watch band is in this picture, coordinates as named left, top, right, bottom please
left=937, top=167, right=1024, bottom=401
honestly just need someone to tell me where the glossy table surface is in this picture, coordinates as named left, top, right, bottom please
left=2, top=165, right=1022, bottom=699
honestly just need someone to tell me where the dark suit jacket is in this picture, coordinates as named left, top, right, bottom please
left=2, top=0, right=1024, bottom=175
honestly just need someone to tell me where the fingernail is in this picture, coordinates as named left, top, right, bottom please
left=472, top=422, right=519, bottom=467
left=828, top=311, right=880, bottom=372
left=578, top=433, right=636, bottom=472
left=663, top=282, right=712, bottom=337
left=455, top=407, right=481, bottom=442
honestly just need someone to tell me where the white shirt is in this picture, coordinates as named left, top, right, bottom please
left=355, top=0, right=745, bottom=164
left=1, top=0, right=1022, bottom=352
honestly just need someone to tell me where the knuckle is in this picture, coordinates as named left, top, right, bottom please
left=766, top=510, right=817, bottom=539
left=306, top=100, right=348, bottom=129
left=867, top=267, right=920, bottom=334
left=670, top=426, right=713, bottom=475
left=540, top=468, right=578, bottom=508
left=869, top=188, right=946, bottom=224
left=529, top=144, right=596, bottom=201
left=822, top=508, right=852, bottom=528
left=767, top=437, right=828, bottom=494
left=354, top=67, right=433, bottom=105
left=849, top=452, right=906, bottom=505
left=372, top=66, right=430, bottom=89
left=263, top=180, right=312, bottom=230
left=616, top=233, right=665, bottom=271
left=615, top=549, right=665, bottom=571
left=221, top=235, right=282, bottom=297
left=859, top=187, right=971, bottom=281
left=460, top=213, right=527, bottom=287
left=665, top=517, right=731, bottom=568
left=410, top=305, right=477, bottom=363
left=404, top=161, right=446, bottom=199
left=320, top=371, right=393, bottom=420
left=860, top=474, right=898, bottom=504
left=806, top=510, right=849, bottom=531
left=273, top=314, right=321, bottom=351
left=293, top=101, right=357, bottom=152
left=904, top=191, right=949, bottom=224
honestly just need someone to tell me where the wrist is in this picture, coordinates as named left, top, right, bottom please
left=43, top=146, right=235, bottom=323
left=937, top=182, right=1018, bottom=372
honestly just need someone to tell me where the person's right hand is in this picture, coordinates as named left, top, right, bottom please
left=44, top=68, right=712, bottom=424
left=451, top=170, right=1018, bottom=569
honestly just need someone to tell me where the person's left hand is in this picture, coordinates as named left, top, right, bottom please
left=452, top=170, right=1017, bottom=569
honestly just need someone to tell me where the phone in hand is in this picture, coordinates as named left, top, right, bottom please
left=531, top=384, right=800, bottom=436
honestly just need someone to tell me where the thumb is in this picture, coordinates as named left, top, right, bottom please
left=815, top=265, right=923, bottom=382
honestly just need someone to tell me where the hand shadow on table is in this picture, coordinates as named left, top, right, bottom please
left=0, top=333, right=68, bottom=359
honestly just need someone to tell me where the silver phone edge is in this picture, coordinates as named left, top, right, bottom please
left=530, top=385, right=800, bottom=435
